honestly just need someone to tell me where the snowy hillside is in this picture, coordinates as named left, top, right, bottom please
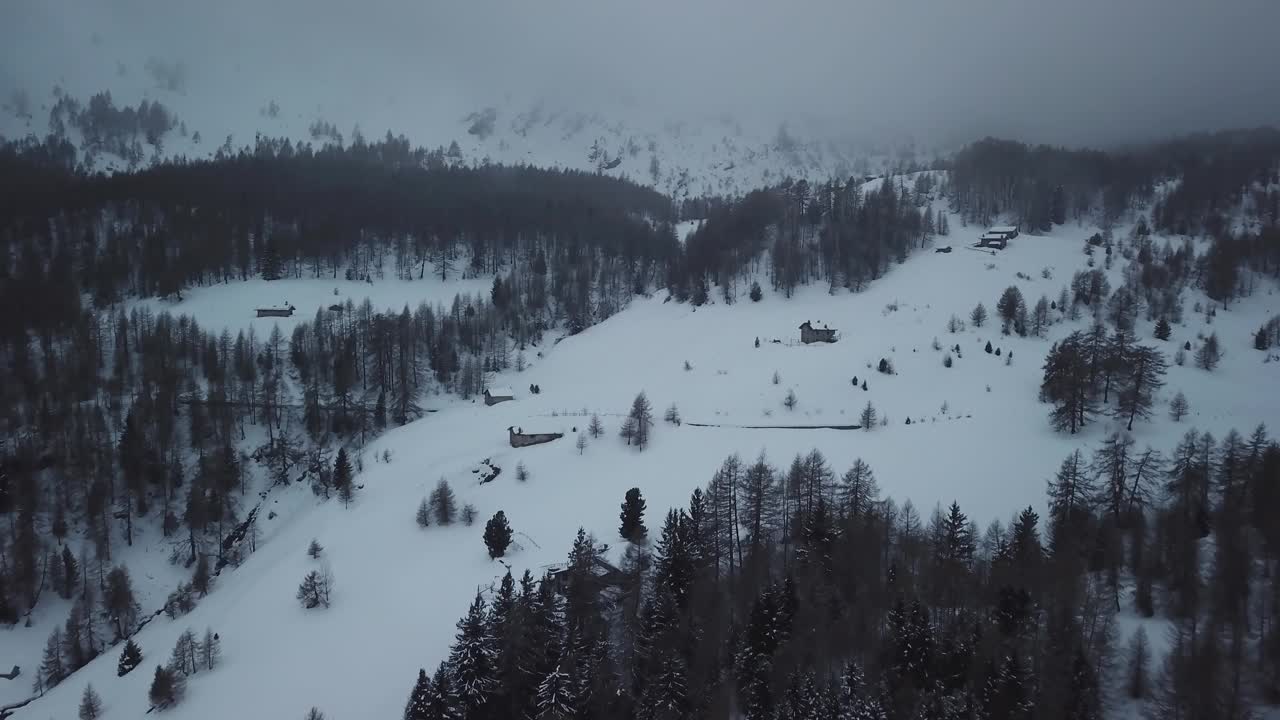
left=0, top=5, right=923, bottom=201
left=11, top=212, right=1279, bottom=718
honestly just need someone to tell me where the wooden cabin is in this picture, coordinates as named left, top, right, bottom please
left=484, top=387, right=514, bottom=406
left=256, top=304, right=295, bottom=318
left=799, top=321, right=838, bottom=344
left=979, top=225, right=1019, bottom=249
left=508, top=426, right=563, bottom=448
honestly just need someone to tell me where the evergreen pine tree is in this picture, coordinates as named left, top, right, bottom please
left=971, top=303, right=988, bottom=328
left=484, top=511, right=513, bottom=559
left=1169, top=391, right=1189, bottom=422
left=619, top=488, right=648, bottom=543
left=588, top=414, right=604, bottom=439
left=148, top=664, right=184, bottom=709
left=430, top=479, right=457, bottom=525
left=627, top=392, right=655, bottom=450
left=118, top=638, right=143, bottom=676
left=404, top=668, right=433, bottom=720
left=308, top=538, right=325, bottom=558
left=416, top=498, right=432, bottom=528
left=1154, top=317, right=1172, bottom=341
left=201, top=628, right=221, bottom=670
left=78, top=683, right=103, bottom=720
left=859, top=401, right=876, bottom=430
left=535, top=664, right=574, bottom=719
left=425, top=663, right=459, bottom=720
left=60, top=545, right=79, bottom=599
left=1195, top=332, right=1221, bottom=371
left=333, top=447, right=355, bottom=507
left=1115, top=344, right=1168, bottom=430
left=191, top=554, right=210, bottom=596
left=38, top=626, right=65, bottom=690
left=1126, top=626, right=1150, bottom=699
left=449, top=593, right=496, bottom=714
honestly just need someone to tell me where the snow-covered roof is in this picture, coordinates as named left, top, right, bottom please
left=980, top=233, right=1007, bottom=240
left=486, top=386, right=515, bottom=397
left=989, top=225, right=1018, bottom=234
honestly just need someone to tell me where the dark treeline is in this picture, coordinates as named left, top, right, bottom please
left=947, top=130, right=1280, bottom=237
left=681, top=173, right=944, bottom=301
left=416, top=427, right=1280, bottom=720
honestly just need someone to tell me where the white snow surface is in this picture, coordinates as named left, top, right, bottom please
left=10, top=220, right=1280, bottom=719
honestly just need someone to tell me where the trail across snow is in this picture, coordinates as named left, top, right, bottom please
left=12, top=220, right=1280, bottom=719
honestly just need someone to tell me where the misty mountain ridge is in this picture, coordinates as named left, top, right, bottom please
left=1, top=79, right=932, bottom=199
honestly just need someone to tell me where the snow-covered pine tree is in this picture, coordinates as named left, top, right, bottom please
left=588, top=414, right=604, bottom=439
left=448, top=593, right=496, bottom=714
left=416, top=498, right=432, bottom=528
left=118, top=638, right=143, bottom=676
left=535, top=664, right=574, bottom=719
left=404, top=668, right=433, bottom=720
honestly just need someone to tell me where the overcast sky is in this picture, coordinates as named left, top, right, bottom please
left=4, top=0, right=1280, bottom=148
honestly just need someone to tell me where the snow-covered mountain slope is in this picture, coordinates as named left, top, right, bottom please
left=0, top=3, right=931, bottom=198
left=12, top=217, right=1279, bottom=718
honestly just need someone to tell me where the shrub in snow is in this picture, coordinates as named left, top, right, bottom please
left=783, top=389, right=798, bottom=411
left=877, top=358, right=894, bottom=375
left=462, top=504, right=478, bottom=526
left=164, top=582, right=195, bottom=619
left=985, top=341, right=993, bottom=354
left=943, top=353, right=953, bottom=368
left=297, top=567, right=333, bottom=609
left=664, top=404, right=682, bottom=425
left=305, top=709, right=327, bottom=720
left=772, top=370, right=781, bottom=385
left=484, top=511, right=513, bottom=559
left=683, top=360, right=692, bottom=371
left=1174, top=348, right=1186, bottom=366
left=516, top=462, right=530, bottom=482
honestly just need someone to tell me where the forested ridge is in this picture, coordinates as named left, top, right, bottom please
left=1, top=127, right=1279, bottom=717
left=417, top=426, right=1280, bottom=720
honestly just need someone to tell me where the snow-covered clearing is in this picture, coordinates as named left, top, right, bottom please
left=12, top=221, right=1280, bottom=718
